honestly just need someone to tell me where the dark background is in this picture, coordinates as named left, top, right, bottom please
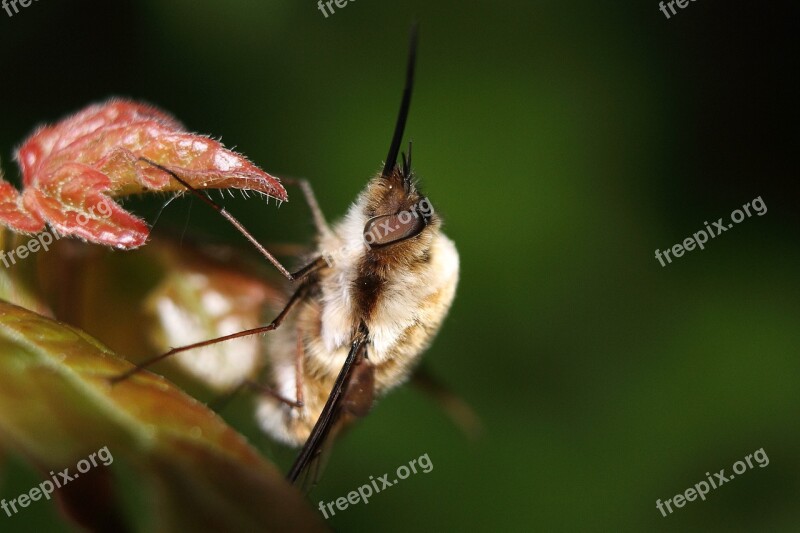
left=1, top=0, right=797, bottom=531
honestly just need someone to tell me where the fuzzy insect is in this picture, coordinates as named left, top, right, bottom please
left=118, top=27, right=460, bottom=484
left=5, top=27, right=461, bottom=486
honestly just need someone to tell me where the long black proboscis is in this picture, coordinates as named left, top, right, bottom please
left=381, top=24, right=419, bottom=178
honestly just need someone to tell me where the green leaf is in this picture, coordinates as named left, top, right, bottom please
left=0, top=301, right=326, bottom=532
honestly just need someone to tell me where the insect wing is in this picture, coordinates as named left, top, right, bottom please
left=288, top=333, right=373, bottom=490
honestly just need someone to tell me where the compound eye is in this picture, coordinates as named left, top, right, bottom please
left=363, top=209, right=427, bottom=248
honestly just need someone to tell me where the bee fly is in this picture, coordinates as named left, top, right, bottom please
left=113, top=26, right=460, bottom=485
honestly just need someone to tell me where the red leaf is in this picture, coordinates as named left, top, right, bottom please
left=0, top=100, right=286, bottom=249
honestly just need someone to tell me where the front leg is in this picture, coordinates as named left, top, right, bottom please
left=110, top=283, right=310, bottom=384
left=279, top=177, right=331, bottom=237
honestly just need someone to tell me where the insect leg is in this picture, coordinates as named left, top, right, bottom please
left=137, top=157, right=298, bottom=281
left=294, top=325, right=306, bottom=407
left=246, top=381, right=304, bottom=408
left=411, top=366, right=482, bottom=438
left=289, top=255, right=329, bottom=281
left=239, top=328, right=308, bottom=408
left=210, top=380, right=303, bottom=412
left=279, top=177, right=331, bottom=237
left=109, top=283, right=308, bottom=384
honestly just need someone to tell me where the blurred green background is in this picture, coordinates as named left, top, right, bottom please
left=1, top=0, right=797, bottom=531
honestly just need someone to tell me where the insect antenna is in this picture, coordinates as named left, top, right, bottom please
left=401, top=141, right=413, bottom=186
